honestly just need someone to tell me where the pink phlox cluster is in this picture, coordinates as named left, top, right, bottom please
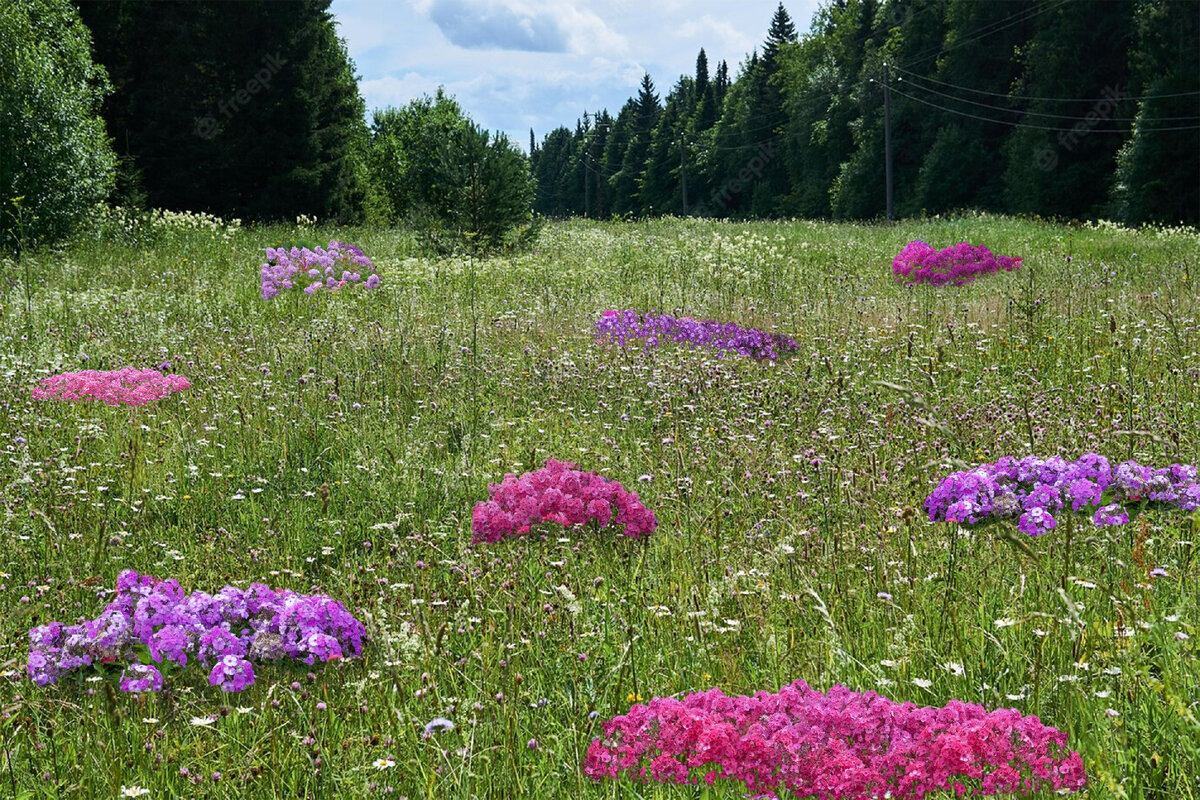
left=585, top=681, right=1086, bottom=798
left=31, top=368, right=190, bottom=407
left=260, top=240, right=379, bottom=299
left=893, top=241, right=1022, bottom=286
left=471, top=459, right=657, bottom=544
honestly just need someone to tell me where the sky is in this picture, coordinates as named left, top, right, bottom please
left=329, top=0, right=822, bottom=150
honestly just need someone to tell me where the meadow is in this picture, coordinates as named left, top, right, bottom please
left=1, top=212, right=1198, bottom=798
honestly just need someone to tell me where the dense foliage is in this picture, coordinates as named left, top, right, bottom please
left=532, top=1, right=1199, bottom=225
left=367, top=91, right=536, bottom=253
left=74, top=0, right=366, bottom=222
left=0, top=0, right=115, bottom=252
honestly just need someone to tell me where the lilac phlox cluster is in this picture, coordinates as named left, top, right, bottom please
left=893, top=241, right=1022, bottom=286
left=472, top=459, right=657, bottom=544
left=260, top=240, right=379, bottom=299
left=596, top=310, right=798, bottom=360
left=31, top=368, right=190, bottom=407
left=28, top=570, right=367, bottom=692
left=585, top=680, right=1087, bottom=798
left=926, top=454, right=1200, bottom=535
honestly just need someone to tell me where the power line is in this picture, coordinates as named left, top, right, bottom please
left=897, top=0, right=1073, bottom=70
left=892, top=63, right=1200, bottom=103
left=885, top=83, right=1200, bottom=132
left=896, top=76, right=1200, bottom=122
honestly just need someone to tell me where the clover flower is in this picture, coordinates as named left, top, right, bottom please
left=596, top=310, right=797, bottom=360
left=585, top=680, right=1086, bottom=797
left=893, top=240, right=1022, bottom=286
left=31, top=368, right=190, bottom=407
left=28, top=571, right=367, bottom=692
left=260, top=240, right=379, bottom=299
left=926, top=454, right=1200, bottom=534
left=472, top=459, right=657, bottom=544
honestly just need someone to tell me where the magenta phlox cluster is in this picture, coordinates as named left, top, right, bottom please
left=926, top=454, right=1200, bottom=535
left=260, top=240, right=379, bottom=299
left=31, top=368, right=190, bottom=407
left=28, top=570, right=367, bottom=693
left=893, top=241, right=1022, bottom=286
left=472, top=459, right=657, bottom=544
left=584, top=680, right=1087, bottom=798
left=596, top=310, right=798, bottom=360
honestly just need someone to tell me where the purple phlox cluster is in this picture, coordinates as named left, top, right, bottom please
left=893, top=241, right=1022, bottom=286
left=31, top=368, right=190, bottom=407
left=926, top=454, right=1200, bottom=535
left=28, top=570, right=367, bottom=692
left=596, top=310, right=798, bottom=360
left=472, top=459, right=657, bottom=544
left=585, top=680, right=1087, bottom=798
left=260, top=240, right=379, bottom=300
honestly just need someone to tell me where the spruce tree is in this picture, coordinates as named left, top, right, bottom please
left=1109, top=0, right=1199, bottom=224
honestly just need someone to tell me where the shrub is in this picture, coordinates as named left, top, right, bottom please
left=0, top=0, right=115, bottom=252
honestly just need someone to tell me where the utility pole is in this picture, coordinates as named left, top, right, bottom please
left=583, top=112, right=591, bottom=218
left=679, top=136, right=689, bottom=215
left=594, top=120, right=607, bottom=218
left=883, top=62, right=894, bottom=222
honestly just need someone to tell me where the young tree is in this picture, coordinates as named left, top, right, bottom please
left=609, top=75, right=661, bottom=216
left=1, top=0, right=115, bottom=251
left=367, top=91, right=535, bottom=252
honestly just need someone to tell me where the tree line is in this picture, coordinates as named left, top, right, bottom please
left=532, top=1, right=1199, bottom=225
left=2, top=0, right=1196, bottom=255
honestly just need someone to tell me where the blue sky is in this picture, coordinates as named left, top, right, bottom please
left=329, top=0, right=822, bottom=150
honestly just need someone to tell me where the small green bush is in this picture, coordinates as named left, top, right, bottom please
left=0, top=0, right=115, bottom=253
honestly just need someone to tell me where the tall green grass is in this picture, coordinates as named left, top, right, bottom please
left=0, top=213, right=1197, bottom=798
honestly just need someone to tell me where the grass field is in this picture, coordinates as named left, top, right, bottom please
left=1, top=214, right=1198, bottom=798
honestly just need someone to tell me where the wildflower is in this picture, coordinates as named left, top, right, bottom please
left=926, top=454, right=1199, bottom=536
left=119, top=664, right=164, bottom=693
left=472, top=460, right=656, bottom=543
left=30, top=570, right=366, bottom=693
left=373, top=757, right=395, bottom=770
left=893, top=240, right=1022, bottom=286
left=260, top=241, right=379, bottom=300
left=119, top=787, right=151, bottom=797
left=31, top=368, right=189, bottom=407
left=585, top=680, right=1085, bottom=796
left=596, top=310, right=797, bottom=360
left=189, top=717, right=216, bottom=727
left=423, top=717, right=455, bottom=736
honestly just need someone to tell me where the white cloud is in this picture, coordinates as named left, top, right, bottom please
left=331, top=0, right=822, bottom=146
